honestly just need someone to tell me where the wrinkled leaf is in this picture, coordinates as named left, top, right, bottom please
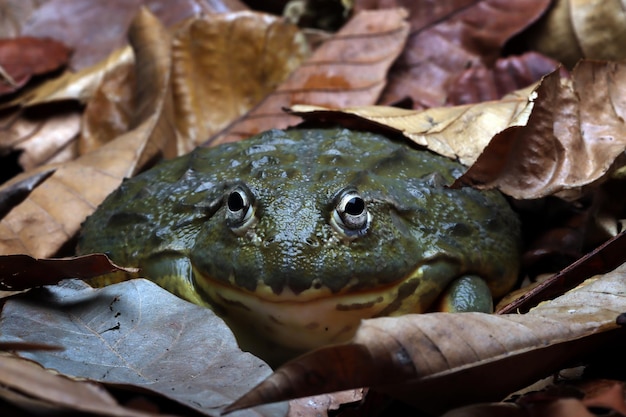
left=0, top=8, right=176, bottom=258
left=290, top=84, right=534, bottom=166
left=226, top=263, right=626, bottom=413
left=455, top=60, right=626, bottom=200
left=207, top=8, right=410, bottom=145
left=0, top=37, right=71, bottom=95
left=0, top=354, right=161, bottom=417
left=0, top=279, right=286, bottom=417
left=526, top=0, right=626, bottom=68
left=354, top=0, right=551, bottom=108
left=171, top=11, right=309, bottom=153
left=0, top=254, right=136, bottom=291
left=20, top=0, right=247, bottom=70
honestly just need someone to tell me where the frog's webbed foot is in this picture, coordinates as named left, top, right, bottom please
left=436, top=275, right=493, bottom=313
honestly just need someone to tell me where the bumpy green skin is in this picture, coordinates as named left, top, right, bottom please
left=77, top=128, right=521, bottom=362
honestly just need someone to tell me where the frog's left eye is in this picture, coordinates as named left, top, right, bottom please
left=226, top=185, right=256, bottom=233
left=331, top=189, right=370, bottom=238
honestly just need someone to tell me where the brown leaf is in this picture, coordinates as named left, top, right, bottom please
left=526, top=0, right=626, bottom=68
left=446, top=52, right=559, bottom=106
left=455, top=60, right=626, bottom=200
left=226, top=264, right=626, bottom=413
left=207, top=8, right=410, bottom=145
left=0, top=37, right=71, bottom=95
left=0, top=8, right=175, bottom=258
left=0, top=354, right=175, bottom=417
left=20, top=0, right=248, bottom=71
left=171, top=11, right=309, bottom=153
left=290, top=84, right=534, bottom=166
left=354, top=0, right=551, bottom=108
left=0, top=254, right=137, bottom=291
left=0, top=279, right=287, bottom=417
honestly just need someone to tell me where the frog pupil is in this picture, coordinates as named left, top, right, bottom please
left=345, top=197, right=364, bottom=216
left=228, top=191, right=245, bottom=212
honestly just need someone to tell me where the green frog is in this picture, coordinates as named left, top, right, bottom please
left=77, top=127, right=521, bottom=364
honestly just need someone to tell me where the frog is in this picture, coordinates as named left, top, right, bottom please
left=77, top=127, right=521, bottom=365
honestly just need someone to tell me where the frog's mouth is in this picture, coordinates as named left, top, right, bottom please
left=191, top=265, right=444, bottom=352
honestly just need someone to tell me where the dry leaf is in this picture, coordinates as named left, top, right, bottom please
left=354, top=0, right=552, bottom=108
left=446, top=52, right=559, bottom=105
left=455, top=60, right=626, bottom=200
left=0, top=168, right=54, bottom=219
left=0, top=279, right=287, bottom=417
left=526, top=0, right=626, bottom=68
left=171, top=11, right=309, bottom=153
left=0, top=0, right=39, bottom=38
left=0, top=37, right=71, bottom=95
left=20, top=0, right=248, bottom=70
left=0, top=354, right=162, bottom=417
left=0, top=254, right=137, bottom=291
left=226, top=262, right=626, bottom=414
left=0, top=8, right=175, bottom=258
left=207, top=8, right=410, bottom=145
left=291, top=84, right=534, bottom=166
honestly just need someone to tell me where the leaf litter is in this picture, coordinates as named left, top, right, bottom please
left=0, top=279, right=287, bottom=417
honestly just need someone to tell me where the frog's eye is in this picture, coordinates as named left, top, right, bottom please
left=226, top=185, right=256, bottom=233
left=331, top=189, right=370, bottom=238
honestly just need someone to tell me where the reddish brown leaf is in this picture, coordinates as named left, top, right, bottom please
left=206, top=8, right=410, bottom=145
left=354, top=0, right=551, bottom=108
left=0, top=37, right=70, bottom=95
left=446, top=52, right=559, bottom=105
left=455, top=60, right=626, bottom=200
left=0, top=254, right=137, bottom=291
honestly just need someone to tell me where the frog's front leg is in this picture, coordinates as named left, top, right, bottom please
left=436, top=275, right=493, bottom=313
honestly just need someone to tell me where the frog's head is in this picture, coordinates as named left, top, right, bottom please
left=183, top=129, right=516, bottom=356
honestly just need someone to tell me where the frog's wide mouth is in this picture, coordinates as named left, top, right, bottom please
left=191, top=265, right=443, bottom=352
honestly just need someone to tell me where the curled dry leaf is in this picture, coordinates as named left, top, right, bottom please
left=455, top=60, right=626, bottom=200
left=526, top=0, right=626, bottom=68
left=0, top=354, right=160, bottom=417
left=207, top=8, right=410, bottom=145
left=354, top=0, right=551, bottom=108
left=226, top=263, right=626, bottom=414
left=0, top=37, right=71, bottom=95
left=171, top=11, right=309, bottom=153
left=0, top=279, right=287, bottom=417
left=0, top=168, right=54, bottom=219
left=0, top=253, right=137, bottom=291
left=0, top=8, right=174, bottom=258
left=291, top=83, right=534, bottom=166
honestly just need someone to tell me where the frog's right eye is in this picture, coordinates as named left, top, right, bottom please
left=226, top=185, right=256, bottom=233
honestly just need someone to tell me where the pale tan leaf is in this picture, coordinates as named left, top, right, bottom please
left=455, top=60, right=626, bottom=200
left=291, top=84, right=535, bottom=166
left=0, top=8, right=174, bottom=258
left=527, top=0, right=626, bottom=68
left=171, top=12, right=309, bottom=154
left=0, top=106, right=81, bottom=170
left=226, top=263, right=626, bottom=414
left=208, top=8, right=410, bottom=145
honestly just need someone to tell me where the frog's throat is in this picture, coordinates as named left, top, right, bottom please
left=190, top=261, right=459, bottom=352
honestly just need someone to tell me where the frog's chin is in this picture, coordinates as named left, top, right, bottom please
left=191, top=267, right=443, bottom=354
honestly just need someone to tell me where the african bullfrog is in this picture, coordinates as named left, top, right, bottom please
left=77, top=127, right=521, bottom=364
